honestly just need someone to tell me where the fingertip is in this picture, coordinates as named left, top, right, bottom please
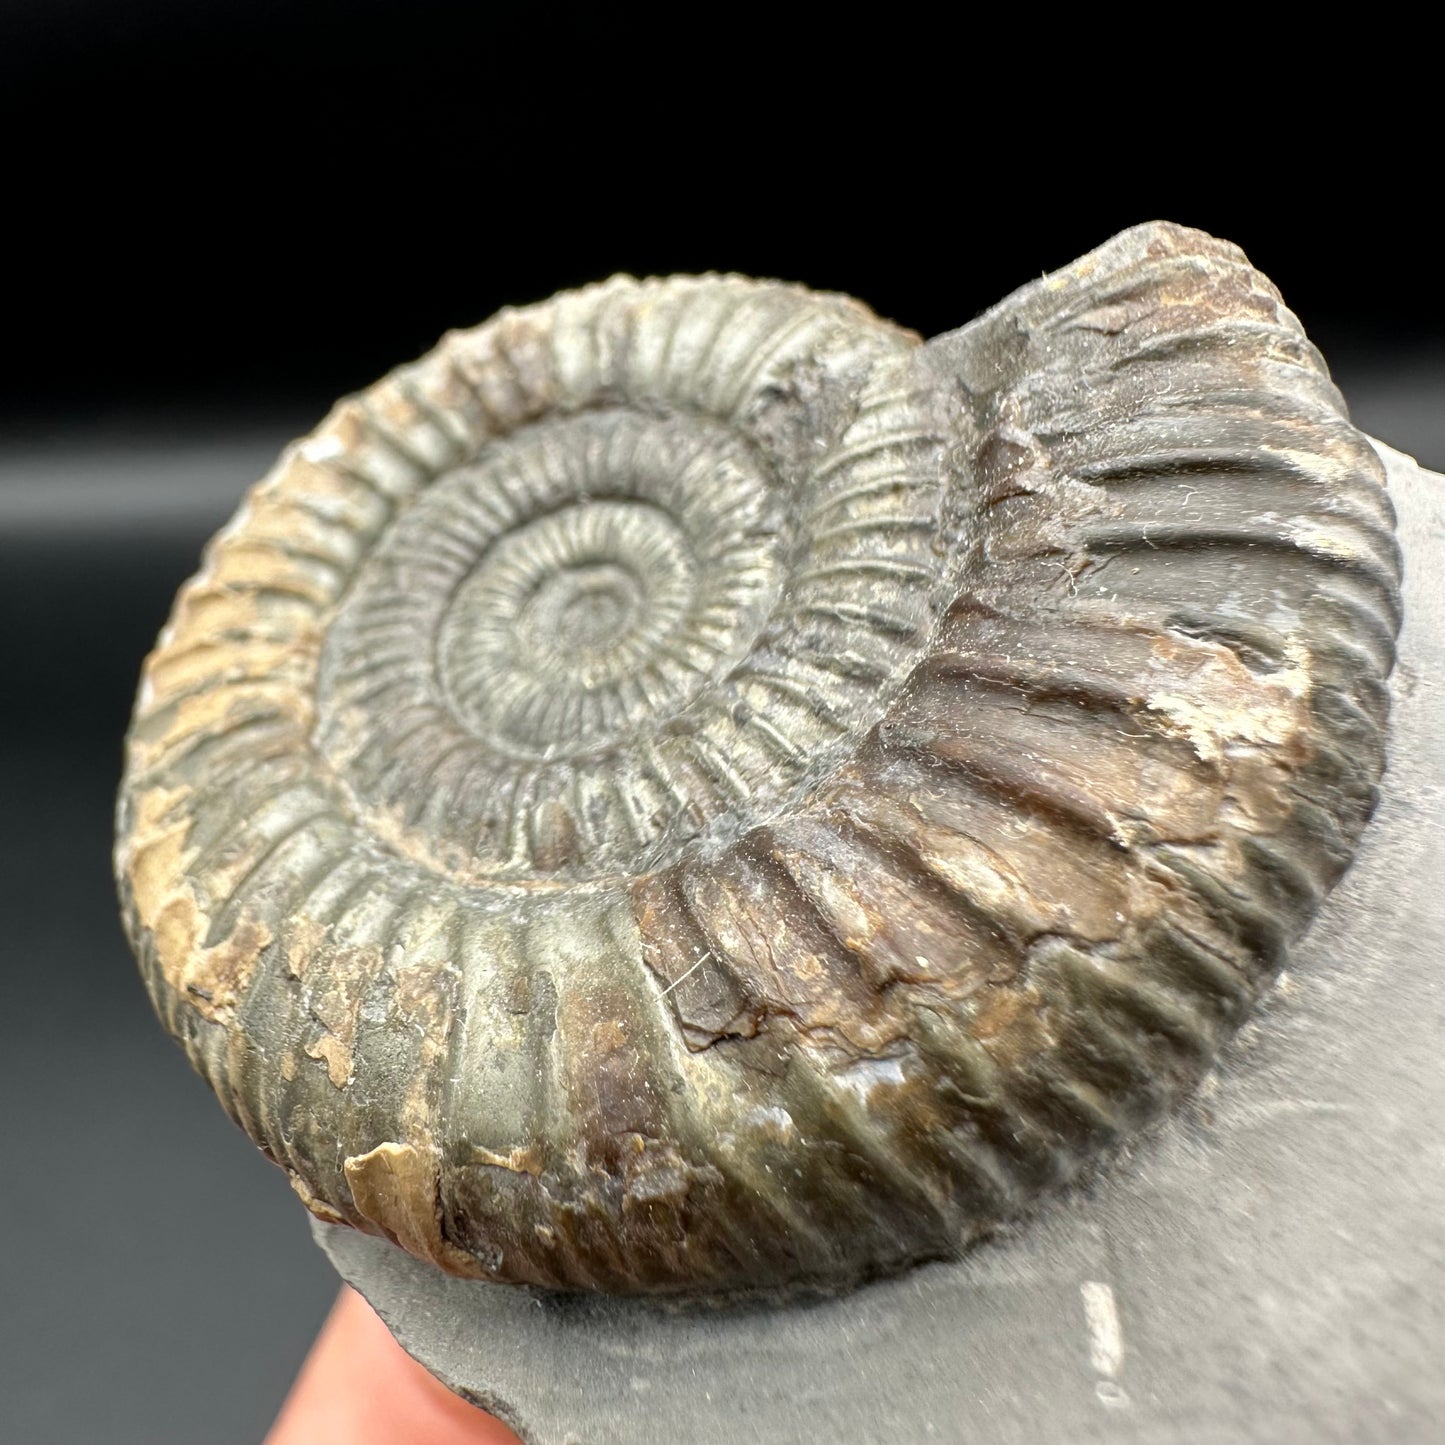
left=267, top=1286, right=522, bottom=1444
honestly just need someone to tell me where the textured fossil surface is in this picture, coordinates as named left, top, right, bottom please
left=116, top=223, right=1402, bottom=1294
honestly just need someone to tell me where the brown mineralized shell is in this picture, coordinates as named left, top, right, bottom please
left=116, top=223, right=1402, bottom=1294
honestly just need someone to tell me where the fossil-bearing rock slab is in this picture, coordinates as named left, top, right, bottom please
left=318, top=436, right=1442, bottom=1445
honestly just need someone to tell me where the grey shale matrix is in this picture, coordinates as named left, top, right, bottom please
left=118, top=223, right=1402, bottom=1295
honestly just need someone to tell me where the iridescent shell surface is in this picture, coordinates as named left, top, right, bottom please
left=116, top=223, right=1402, bottom=1293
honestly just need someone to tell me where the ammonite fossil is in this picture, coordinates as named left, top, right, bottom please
left=117, top=223, right=1402, bottom=1295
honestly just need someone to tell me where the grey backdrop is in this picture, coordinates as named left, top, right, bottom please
left=0, top=367, right=1439, bottom=1443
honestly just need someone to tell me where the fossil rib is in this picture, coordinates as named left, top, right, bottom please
left=116, top=222, right=1401, bottom=1294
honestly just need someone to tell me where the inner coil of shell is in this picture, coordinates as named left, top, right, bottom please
left=117, top=224, right=1403, bottom=1295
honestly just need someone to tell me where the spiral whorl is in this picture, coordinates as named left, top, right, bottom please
left=117, top=229, right=1402, bottom=1295
left=304, top=279, right=949, bottom=882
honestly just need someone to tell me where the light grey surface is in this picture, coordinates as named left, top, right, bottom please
left=0, top=432, right=292, bottom=536
left=1343, top=365, right=1445, bottom=477
left=317, top=442, right=1445, bottom=1445
left=0, top=367, right=1436, bottom=540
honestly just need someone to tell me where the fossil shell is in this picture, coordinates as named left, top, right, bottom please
left=117, top=223, right=1402, bottom=1295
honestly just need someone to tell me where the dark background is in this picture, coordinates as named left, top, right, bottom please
left=1, top=7, right=1439, bottom=1442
